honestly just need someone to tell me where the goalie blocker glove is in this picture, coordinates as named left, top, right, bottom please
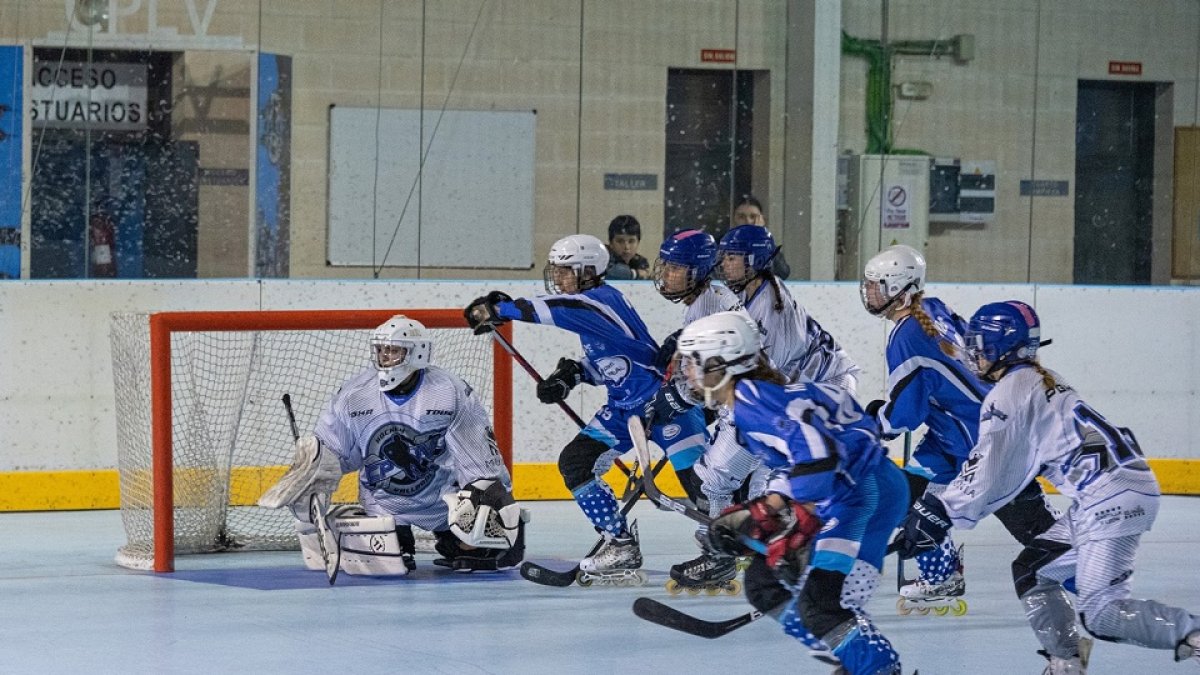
left=464, top=290, right=513, bottom=335
left=707, top=496, right=821, bottom=584
left=443, top=478, right=527, bottom=550
left=536, top=358, right=583, bottom=404
left=889, top=492, right=952, bottom=560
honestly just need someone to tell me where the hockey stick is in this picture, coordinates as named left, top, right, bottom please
left=897, top=431, right=913, bottom=591
left=633, top=597, right=763, bottom=639
left=519, top=454, right=670, bottom=587
left=627, top=415, right=712, bottom=526
left=283, top=393, right=340, bottom=585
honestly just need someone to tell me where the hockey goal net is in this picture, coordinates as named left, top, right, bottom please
left=110, top=309, right=512, bottom=572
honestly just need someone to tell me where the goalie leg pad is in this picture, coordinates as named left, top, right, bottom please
left=330, top=507, right=409, bottom=576
left=443, top=479, right=527, bottom=549
left=295, top=520, right=327, bottom=572
left=258, top=435, right=344, bottom=515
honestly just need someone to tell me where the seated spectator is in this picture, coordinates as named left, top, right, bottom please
left=605, top=214, right=651, bottom=280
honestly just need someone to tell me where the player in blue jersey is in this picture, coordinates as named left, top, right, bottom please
left=680, top=311, right=909, bottom=675
left=861, top=245, right=1058, bottom=615
left=466, top=233, right=707, bottom=584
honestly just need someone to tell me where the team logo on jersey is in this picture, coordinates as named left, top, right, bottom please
left=661, top=424, right=681, bottom=440
left=594, top=355, right=631, bottom=386
left=361, top=422, right=448, bottom=496
left=980, top=402, right=1008, bottom=422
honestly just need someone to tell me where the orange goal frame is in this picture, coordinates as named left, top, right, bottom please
left=146, top=309, right=513, bottom=572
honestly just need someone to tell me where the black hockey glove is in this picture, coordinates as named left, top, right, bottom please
left=536, top=358, right=583, bottom=404
left=865, top=399, right=885, bottom=419
left=464, top=291, right=513, bottom=335
left=888, top=493, right=952, bottom=560
left=654, top=329, right=682, bottom=372
left=643, top=379, right=695, bottom=427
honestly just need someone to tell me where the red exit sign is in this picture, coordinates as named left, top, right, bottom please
left=1108, top=61, right=1142, bottom=76
left=701, top=49, right=736, bottom=63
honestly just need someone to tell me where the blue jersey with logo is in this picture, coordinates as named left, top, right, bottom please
left=878, top=297, right=990, bottom=461
left=731, top=379, right=886, bottom=508
left=496, top=285, right=663, bottom=410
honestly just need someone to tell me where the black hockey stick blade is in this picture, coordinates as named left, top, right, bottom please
left=519, top=561, right=580, bottom=587
left=632, top=597, right=762, bottom=639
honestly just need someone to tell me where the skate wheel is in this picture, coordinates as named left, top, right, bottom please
left=575, top=572, right=593, bottom=587
left=951, top=599, right=968, bottom=616
left=896, top=598, right=912, bottom=616
left=633, top=571, right=649, bottom=586
left=914, top=606, right=930, bottom=616
left=724, top=579, right=743, bottom=596
left=932, top=606, right=949, bottom=616
left=704, top=586, right=721, bottom=596
left=665, top=579, right=683, bottom=595
left=685, top=585, right=701, bottom=596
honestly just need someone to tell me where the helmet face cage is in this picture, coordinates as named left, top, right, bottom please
left=654, top=230, right=716, bottom=301
left=716, top=225, right=776, bottom=293
left=371, top=316, right=433, bottom=390
left=860, top=245, right=926, bottom=316
left=964, top=302, right=1040, bottom=377
left=676, top=311, right=761, bottom=407
left=544, top=234, right=608, bottom=295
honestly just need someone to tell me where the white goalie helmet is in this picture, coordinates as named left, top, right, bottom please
left=544, top=233, right=610, bottom=294
left=861, top=244, right=927, bottom=316
left=676, top=311, right=761, bottom=408
left=370, top=315, right=433, bottom=390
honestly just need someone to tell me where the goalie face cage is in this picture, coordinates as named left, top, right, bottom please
left=110, top=309, right=513, bottom=572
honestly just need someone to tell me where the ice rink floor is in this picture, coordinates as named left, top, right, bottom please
left=3, top=495, right=1199, bottom=674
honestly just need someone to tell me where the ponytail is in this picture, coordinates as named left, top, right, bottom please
left=907, top=293, right=960, bottom=359
left=732, top=353, right=788, bottom=387
left=1028, top=361, right=1058, bottom=395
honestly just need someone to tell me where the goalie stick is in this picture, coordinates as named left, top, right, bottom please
left=283, top=393, right=340, bottom=586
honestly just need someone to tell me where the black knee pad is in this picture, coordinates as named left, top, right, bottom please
left=1011, top=536, right=1073, bottom=598
left=743, top=556, right=792, bottom=613
left=799, top=568, right=855, bottom=638
left=903, top=471, right=930, bottom=505
left=994, top=479, right=1058, bottom=546
left=557, top=434, right=613, bottom=491
left=673, top=466, right=705, bottom=508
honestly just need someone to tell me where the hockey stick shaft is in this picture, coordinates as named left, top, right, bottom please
left=490, top=329, right=631, bottom=476
left=282, top=393, right=339, bottom=585
left=897, top=430, right=913, bottom=590
left=627, top=415, right=711, bottom=526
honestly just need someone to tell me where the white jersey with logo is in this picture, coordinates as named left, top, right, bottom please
left=314, top=365, right=510, bottom=532
left=741, top=279, right=859, bottom=386
left=682, top=282, right=744, bottom=326
left=940, top=365, right=1160, bottom=543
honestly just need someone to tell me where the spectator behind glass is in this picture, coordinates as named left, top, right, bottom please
left=605, top=215, right=651, bottom=280
left=732, top=195, right=791, bottom=280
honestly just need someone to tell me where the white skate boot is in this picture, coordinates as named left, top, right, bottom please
left=897, top=570, right=967, bottom=616
left=577, top=521, right=647, bottom=587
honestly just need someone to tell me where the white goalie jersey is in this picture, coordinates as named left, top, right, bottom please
left=314, top=365, right=511, bottom=533
left=940, top=366, right=1160, bottom=543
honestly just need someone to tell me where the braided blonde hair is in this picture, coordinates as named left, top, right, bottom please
left=1027, top=361, right=1059, bottom=394
left=905, top=293, right=960, bottom=359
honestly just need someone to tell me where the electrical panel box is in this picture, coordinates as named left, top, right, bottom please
left=927, top=157, right=996, bottom=225
left=840, top=154, right=930, bottom=279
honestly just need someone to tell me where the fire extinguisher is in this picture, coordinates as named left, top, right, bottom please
left=89, top=208, right=117, bottom=278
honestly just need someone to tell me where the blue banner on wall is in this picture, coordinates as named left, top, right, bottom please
left=255, top=53, right=291, bottom=278
left=0, top=46, right=23, bottom=279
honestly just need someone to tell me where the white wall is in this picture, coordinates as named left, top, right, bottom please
left=1, top=280, right=1196, bottom=470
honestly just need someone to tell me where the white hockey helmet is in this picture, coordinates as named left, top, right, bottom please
left=544, top=233, right=609, bottom=294
left=370, top=315, right=432, bottom=390
left=676, top=311, right=761, bottom=408
left=861, top=244, right=926, bottom=316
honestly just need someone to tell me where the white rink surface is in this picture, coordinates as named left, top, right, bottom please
left=3, top=496, right=1200, bottom=675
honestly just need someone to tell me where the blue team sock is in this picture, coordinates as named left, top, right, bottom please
left=779, top=599, right=832, bottom=653
left=915, top=538, right=958, bottom=584
left=572, top=479, right=627, bottom=537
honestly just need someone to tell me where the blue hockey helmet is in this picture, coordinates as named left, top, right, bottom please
left=716, top=224, right=777, bottom=292
left=654, top=229, right=717, bottom=302
left=965, top=301, right=1041, bottom=379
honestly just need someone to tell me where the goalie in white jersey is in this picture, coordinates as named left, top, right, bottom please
left=891, top=301, right=1200, bottom=673
left=259, top=315, right=526, bottom=576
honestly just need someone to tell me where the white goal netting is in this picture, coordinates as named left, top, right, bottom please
left=111, top=311, right=499, bottom=570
